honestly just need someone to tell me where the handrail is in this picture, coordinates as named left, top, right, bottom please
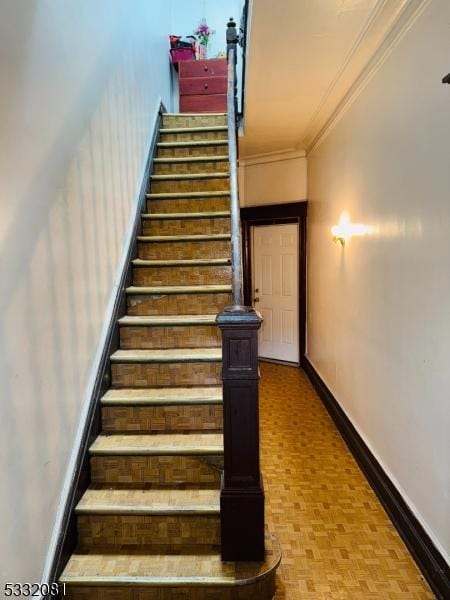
left=226, top=31, right=244, bottom=309
left=217, top=17, right=265, bottom=563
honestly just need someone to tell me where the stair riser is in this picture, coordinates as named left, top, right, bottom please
left=102, top=404, right=223, bottom=433
left=162, top=114, right=227, bottom=128
left=77, top=514, right=220, bottom=548
left=62, top=577, right=276, bottom=600
left=127, top=293, right=232, bottom=316
left=142, top=217, right=230, bottom=236
left=120, top=325, right=221, bottom=349
left=90, top=455, right=222, bottom=485
left=133, top=266, right=231, bottom=287
left=157, top=144, right=227, bottom=158
left=160, top=131, right=226, bottom=143
left=138, top=241, right=231, bottom=260
left=151, top=178, right=229, bottom=193
left=147, top=197, right=230, bottom=213
left=111, top=361, right=222, bottom=387
left=153, top=160, right=228, bottom=175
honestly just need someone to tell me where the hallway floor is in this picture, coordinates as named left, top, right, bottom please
left=259, top=362, right=434, bottom=599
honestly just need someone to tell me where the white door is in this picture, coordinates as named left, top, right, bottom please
left=252, top=224, right=299, bottom=363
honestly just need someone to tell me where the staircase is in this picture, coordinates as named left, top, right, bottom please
left=59, top=112, right=280, bottom=599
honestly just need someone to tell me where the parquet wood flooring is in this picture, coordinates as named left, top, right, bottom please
left=259, top=362, right=434, bottom=599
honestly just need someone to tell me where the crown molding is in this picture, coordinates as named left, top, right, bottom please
left=240, top=148, right=306, bottom=167
left=306, top=0, right=431, bottom=155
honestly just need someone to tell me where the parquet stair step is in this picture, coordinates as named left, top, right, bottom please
left=60, top=534, right=280, bottom=597
left=118, top=315, right=218, bottom=327
left=151, top=172, right=228, bottom=181
left=162, top=112, right=227, bottom=126
left=132, top=259, right=229, bottom=268
left=126, top=284, right=231, bottom=296
left=147, top=190, right=229, bottom=199
left=117, top=314, right=221, bottom=351
left=76, top=488, right=220, bottom=515
left=157, top=140, right=227, bottom=148
left=159, top=127, right=228, bottom=144
left=110, top=348, right=221, bottom=364
left=153, top=155, right=228, bottom=163
left=163, top=112, right=227, bottom=116
left=140, top=212, right=231, bottom=236
left=141, top=211, right=230, bottom=219
left=160, top=126, right=227, bottom=135
left=101, top=386, right=223, bottom=406
left=89, top=433, right=223, bottom=456
left=137, top=233, right=230, bottom=243
left=153, top=157, right=229, bottom=175
left=150, top=174, right=229, bottom=193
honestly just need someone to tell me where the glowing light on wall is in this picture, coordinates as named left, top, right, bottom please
left=331, top=212, right=376, bottom=246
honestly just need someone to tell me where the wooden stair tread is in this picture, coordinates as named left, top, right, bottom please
left=160, top=126, right=227, bottom=134
left=90, top=433, right=223, bottom=455
left=164, top=112, right=227, bottom=116
left=101, top=386, right=223, bottom=406
left=110, top=348, right=222, bottom=363
left=126, top=284, right=231, bottom=295
left=146, top=190, right=229, bottom=199
left=151, top=173, right=228, bottom=181
left=132, top=258, right=230, bottom=267
left=76, top=488, right=220, bottom=515
left=153, top=156, right=229, bottom=163
left=137, top=234, right=230, bottom=242
left=118, top=315, right=218, bottom=326
left=157, top=140, right=227, bottom=148
left=141, top=211, right=230, bottom=219
left=60, top=535, right=280, bottom=586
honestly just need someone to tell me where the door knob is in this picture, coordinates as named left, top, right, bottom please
left=253, top=297, right=260, bottom=303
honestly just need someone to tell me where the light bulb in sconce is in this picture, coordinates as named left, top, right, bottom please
left=331, top=212, right=376, bottom=246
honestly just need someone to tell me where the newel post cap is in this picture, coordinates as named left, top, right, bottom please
left=216, top=306, right=262, bottom=329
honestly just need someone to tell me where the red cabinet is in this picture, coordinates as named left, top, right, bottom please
left=179, top=59, right=227, bottom=113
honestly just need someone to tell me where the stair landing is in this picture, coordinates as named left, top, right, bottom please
left=61, top=535, right=280, bottom=599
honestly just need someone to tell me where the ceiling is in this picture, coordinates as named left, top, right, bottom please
left=240, top=0, right=405, bottom=157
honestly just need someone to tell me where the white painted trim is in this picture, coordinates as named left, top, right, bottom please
left=305, top=353, right=450, bottom=564
left=40, top=97, right=163, bottom=592
left=240, top=148, right=306, bottom=167
left=307, top=0, right=431, bottom=155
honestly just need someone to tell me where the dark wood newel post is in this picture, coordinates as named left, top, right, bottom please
left=217, top=308, right=265, bottom=561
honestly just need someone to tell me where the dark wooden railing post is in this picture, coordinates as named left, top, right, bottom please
left=216, top=17, right=265, bottom=562
left=217, top=308, right=265, bottom=561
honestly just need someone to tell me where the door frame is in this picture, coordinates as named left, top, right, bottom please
left=240, top=201, right=307, bottom=366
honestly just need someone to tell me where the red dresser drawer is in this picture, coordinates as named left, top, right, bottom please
left=180, top=94, right=227, bottom=113
left=179, top=59, right=227, bottom=78
left=180, top=76, right=227, bottom=96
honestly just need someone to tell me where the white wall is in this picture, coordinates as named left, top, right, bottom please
left=307, top=0, right=450, bottom=559
left=239, top=152, right=307, bottom=207
left=0, top=0, right=172, bottom=583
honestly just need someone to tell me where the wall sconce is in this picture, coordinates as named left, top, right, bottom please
left=331, top=212, right=376, bottom=246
